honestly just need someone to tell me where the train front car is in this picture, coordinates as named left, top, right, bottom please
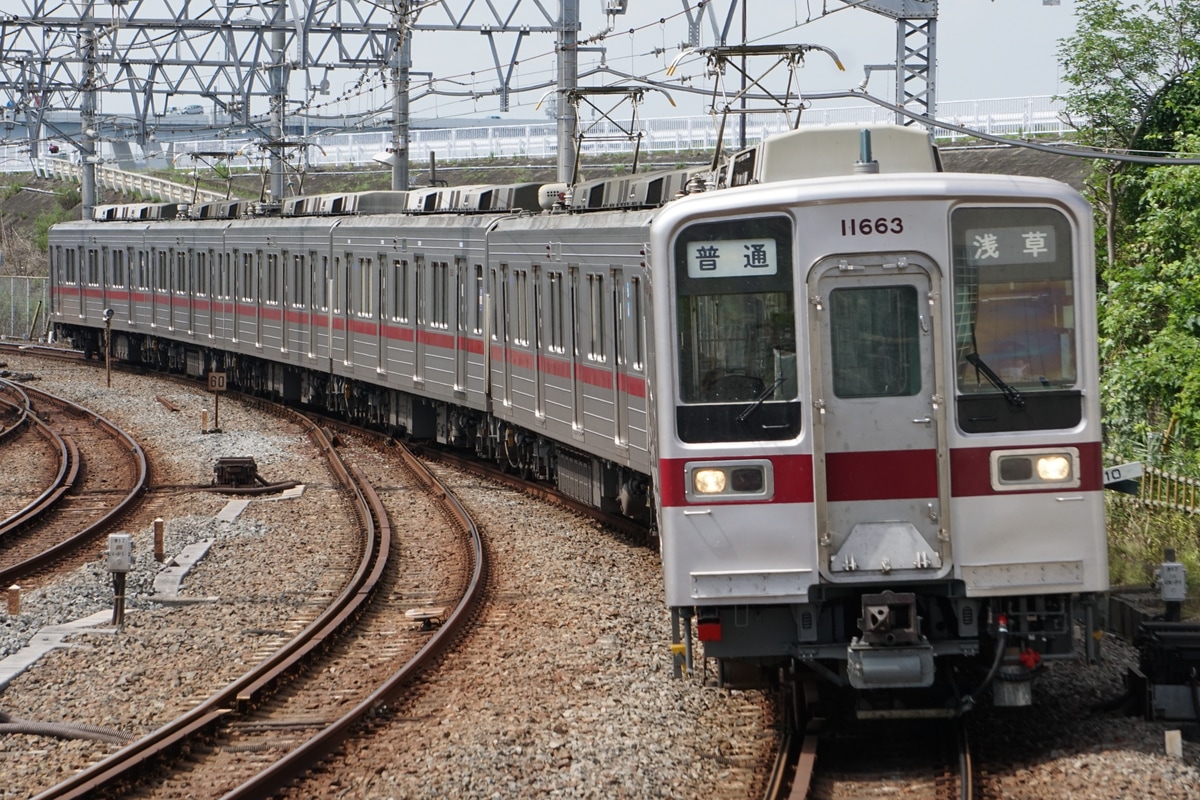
left=650, top=140, right=1106, bottom=711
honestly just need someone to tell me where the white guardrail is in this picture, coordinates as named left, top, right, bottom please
left=9, top=96, right=1068, bottom=188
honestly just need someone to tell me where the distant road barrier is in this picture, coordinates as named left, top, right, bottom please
left=30, top=158, right=227, bottom=204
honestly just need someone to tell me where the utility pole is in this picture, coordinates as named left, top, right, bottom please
left=268, top=0, right=288, bottom=204
left=392, top=1, right=412, bottom=191
left=557, top=0, right=580, bottom=184
left=80, top=2, right=98, bottom=218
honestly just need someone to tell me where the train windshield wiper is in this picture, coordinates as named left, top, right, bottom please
left=736, top=376, right=786, bottom=423
left=965, top=353, right=1025, bottom=408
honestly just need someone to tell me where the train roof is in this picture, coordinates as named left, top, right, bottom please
left=75, top=125, right=948, bottom=228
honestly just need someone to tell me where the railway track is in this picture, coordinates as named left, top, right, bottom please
left=0, top=379, right=148, bottom=590
left=28, top=405, right=485, bottom=799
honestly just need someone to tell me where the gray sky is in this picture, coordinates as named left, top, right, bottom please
left=390, top=0, right=1080, bottom=122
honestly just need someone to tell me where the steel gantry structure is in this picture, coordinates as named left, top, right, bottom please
left=0, top=1, right=942, bottom=216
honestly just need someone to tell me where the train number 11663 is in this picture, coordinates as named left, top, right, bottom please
left=841, top=217, right=904, bottom=236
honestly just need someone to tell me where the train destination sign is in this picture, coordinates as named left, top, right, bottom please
left=964, top=226, right=1057, bottom=266
left=687, top=238, right=778, bottom=278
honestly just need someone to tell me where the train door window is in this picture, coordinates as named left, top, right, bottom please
left=829, top=287, right=921, bottom=398
left=548, top=271, right=565, bottom=353
left=499, top=264, right=510, bottom=341
left=532, top=266, right=543, bottom=349
left=240, top=252, right=255, bottom=301
left=473, top=264, right=484, bottom=334
left=177, top=250, right=189, bottom=295
left=316, top=255, right=329, bottom=310
left=291, top=253, right=306, bottom=307
left=196, top=251, right=208, bottom=296
left=631, top=276, right=643, bottom=371
left=333, top=255, right=347, bottom=313
left=138, top=250, right=148, bottom=290
left=490, top=267, right=500, bottom=340
left=671, top=215, right=800, bottom=443
left=414, top=255, right=425, bottom=324
left=86, top=248, right=98, bottom=285
left=588, top=273, right=605, bottom=362
left=353, top=256, right=371, bottom=316
left=433, top=261, right=449, bottom=328
left=456, top=258, right=467, bottom=332
left=112, top=248, right=126, bottom=288
left=156, top=250, right=168, bottom=291
left=391, top=259, right=408, bottom=321
left=951, top=206, right=1081, bottom=432
left=612, top=269, right=627, bottom=366
left=569, top=267, right=580, bottom=357
left=216, top=252, right=227, bottom=298
left=265, top=253, right=280, bottom=305
left=513, top=268, right=528, bottom=345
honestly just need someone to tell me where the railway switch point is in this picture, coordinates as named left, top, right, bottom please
left=405, top=608, right=446, bottom=631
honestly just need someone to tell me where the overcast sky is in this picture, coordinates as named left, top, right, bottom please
left=388, top=0, right=1081, bottom=122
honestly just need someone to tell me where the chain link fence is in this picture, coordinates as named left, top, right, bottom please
left=0, top=277, right=51, bottom=341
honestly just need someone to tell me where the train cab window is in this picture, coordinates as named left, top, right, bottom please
left=951, top=206, right=1082, bottom=433
left=672, top=215, right=800, bottom=443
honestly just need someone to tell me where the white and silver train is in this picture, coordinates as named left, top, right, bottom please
left=50, top=124, right=1107, bottom=710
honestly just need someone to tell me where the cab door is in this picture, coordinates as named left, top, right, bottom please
left=808, top=254, right=951, bottom=582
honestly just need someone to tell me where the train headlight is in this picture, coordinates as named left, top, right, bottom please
left=693, top=468, right=727, bottom=494
left=990, top=448, right=1080, bottom=491
left=684, top=460, right=773, bottom=502
left=1036, top=455, right=1072, bottom=482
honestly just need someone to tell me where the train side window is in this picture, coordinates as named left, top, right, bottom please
left=499, top=264, right=510, bottom=341
left=532, top=265, right=542, bottom=348
left=86, top=248, right=99, bottom=286
left=137, top=250, right=148, bottom=290
left=569, top=267, right=580, bottom=357
left=156, top=250, right=168, bottom=291
left=315, top=255, right=329, bottom=310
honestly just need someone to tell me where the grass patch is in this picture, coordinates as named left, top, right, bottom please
left=1107, top=496, right=1200, bottom=594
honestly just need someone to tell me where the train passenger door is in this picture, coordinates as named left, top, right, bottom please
left=808, top=254, right=950, bottom=582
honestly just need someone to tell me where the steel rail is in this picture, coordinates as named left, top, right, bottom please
left=30, top=409, right=383, bottom=800
left=0, top=382, right=147, bottom=588
left=219, top=443, right=487, bottom=800
left=0, top=379, right=78, bottom=537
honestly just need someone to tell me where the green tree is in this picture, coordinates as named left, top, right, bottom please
left=1058, top=0, right=1200, bottom=267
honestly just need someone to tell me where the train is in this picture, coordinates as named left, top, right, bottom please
left=48, top=122, right=1108, bottom=713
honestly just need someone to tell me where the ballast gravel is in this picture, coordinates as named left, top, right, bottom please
left=0, top=353, right=1197, bottom=799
